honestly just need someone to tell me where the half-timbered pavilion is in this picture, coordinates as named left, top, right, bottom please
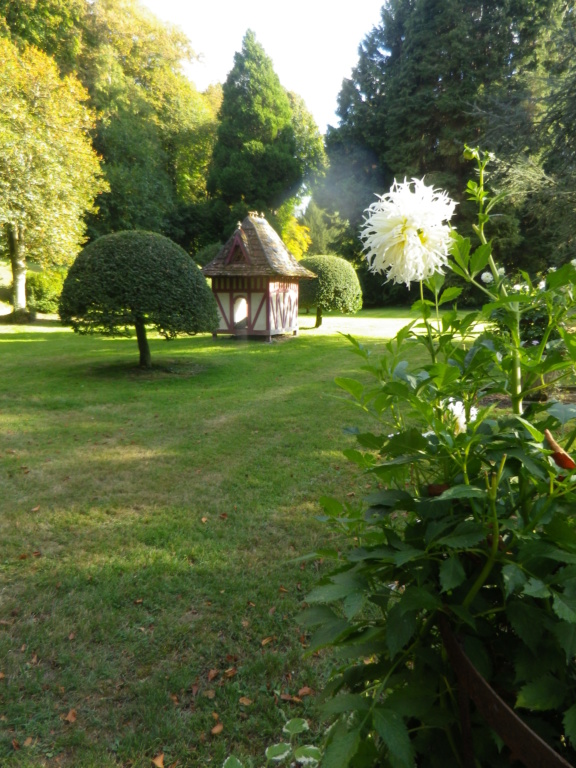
left=202, top=212, right=316, bottom=341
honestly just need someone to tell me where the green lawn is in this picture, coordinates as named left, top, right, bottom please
left=0, top=311, right=408, bottom=767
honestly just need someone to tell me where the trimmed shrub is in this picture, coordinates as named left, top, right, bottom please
left=59, top=231, right=219, bottom=367
left=299, top=254, right=362, bottom=327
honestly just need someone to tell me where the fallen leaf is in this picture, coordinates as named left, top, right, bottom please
left=30, top=506, right=40, bottom=513
left=212, top=712, right=219, bottom=720
left=204, top=689, right=215, bottom=699
left=223, top=667, right=237, bottom=678
left=190, top=684, right=199, bottom=697
left=346, top=491, right=355, bottom=497
left=279, top=586, right=288, bottom=593
left=207, top=669, right=219, bottom=681
left=31, top=654, right=38, bottom=665
left=261, top=636, right=275, bottom=646
left=63, top=709, right=76, bottom=723
left=0, top=672, right=5, bottom=680
left=12, top=739, right=20, bottom=750
left=23, top=737, right=33, bottom=747
left=134, top=598, right=143, bottom=605
left=268, top=607, right=276, bottom=616
left=68, top=633, right=75, bottom=641
left=0, top=620, right=12, bottom=626
left=247, top=601, right=256, bottom=607
left=170, top=693, right=179, bottom=705
left=298, top=687, right=314, bottom=697
left=280, top=693, right=294, bottom=701
left=211, top=722, right=223, bottom=735
left=18, top=554, right=28, bottom=560
left=20, top=644, right=26, bottom=652
left=32, top=551, right=41, bottom=558
left=201, top=517, right=208, bottom=524
left=241, top=620, right=250, bottom=628
left=151, top=753, right=164, bottom=767
left=239, top=696, right=252, bottom=706
left=226, top=654, right=238, bottom=662
left=219, top=513, right=228, bottom=520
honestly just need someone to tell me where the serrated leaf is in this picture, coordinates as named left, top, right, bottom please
left=372, top=708, right=414, bottom=768
left=385, top=429, right=429, bottom=455
left=439, top=555, right=466, bottom=592
left=470, top=243, right=492, bottom=276
left=319, top=496, right=343, bottom=516
left=516, top=676, right=566, bottom=711
left=321, top=694, right=371, bottom=716
left=502, top=564, right=526, bottom=598
left=564, top=704, right=576, bottom=748
left=437, top=522, right=485, bottom=549
left=322, top=725, right=361, bottom=768
left=265, top=742, right=292, bottom=761
left=522, top=577, right=550, bottom=598
left=397, top=586, right=441, bottom=614
left=507, top=601, right=544, bottom=652
left=553, top=592, right=576, bottom=623
left=283, top=718, right=309, bottom=736
left=386, top=605, right=417, bottom=659
left=554, top=622, right=576, bottom=663
left=438, top=286, right=462, bottom=306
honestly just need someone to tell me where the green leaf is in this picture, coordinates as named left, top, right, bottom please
left=431, top=485, right=485, bottom=501
left=502, top=564, right=527, bottom=598
left=306, top=582, right=356, bottom=603
left=450, top=233, right=471, bottom=272
left=469, top=243, right=492, bottom=276
left=437, top=522, right=485, bottom=549
left=516, top=676, right=566, bottom=711
left=507, top=600, right=544, bottom=652
left=438, top=286, right=462, bottom=306
left=322, top=694, right=371, bottom=716
left=373, top=708, right=414, bottom=768
left=553, top=592, right=576, bottom=623
left=513, top=416, right=545, bottom=442
left=563, top=704, right=576, bottom=748
left=558, top=328, right=576, bottom=363
left=265, top=743, right=292, bottom=761
left=522, top=578, right=550, bottom=599
left=298, top=606, right=339, bottom=626
left=319, top=496, right=343, bottom=516
left=223, top=758, right=244, bottom=768
left=547, top=403, right=576, bottom=425
left=283, top=718, right=309, bottom=736
left=386, top=605, right=417, bottom=658
left=426, top=362, right=462, bottom=388
left=553, top=622, right=576, bottom=663
left=385, top=429, right=429, bottom=455
left=322, top=725, right=361, bottom=768
left=335, top=377, right=364, bottom=400
left=293, top=745, right=322, bottom=764
left=309, top=619, right=351, bottom=651
left=440, top=555, right=466, bottom=592
left=397, top=586, right=442, bottom=614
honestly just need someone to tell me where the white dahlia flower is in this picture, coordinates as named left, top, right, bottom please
left=361, top=178, right=456, bottom=287
left=445, top=399, right=478, bottom=436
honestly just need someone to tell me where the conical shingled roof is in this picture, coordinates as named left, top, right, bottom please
left=202, top=213, right=316, bottom=279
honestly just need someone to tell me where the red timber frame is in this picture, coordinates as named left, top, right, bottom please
left=211, top=276, right=299, bottom=339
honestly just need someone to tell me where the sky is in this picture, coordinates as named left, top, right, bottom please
left=138, top=0, right=384, bottom=134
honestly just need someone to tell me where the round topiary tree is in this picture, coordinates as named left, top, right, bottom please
left=59, top=231, right=219, bottom=368
left=299, top=255, right=363, bottom=328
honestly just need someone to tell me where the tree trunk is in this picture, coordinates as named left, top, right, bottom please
left=315, top=306, right=323, bottom=328
left=134, top=317, right=152, bottom=368
left=6, top=223, right=28, bottom=316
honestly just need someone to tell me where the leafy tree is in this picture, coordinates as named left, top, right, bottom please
left=299, top=255, right=362, bottom=328
left=317, top=0, right=568, bottom=285
left=0, top=37, right=106, bottom=318
left=300, top=200, right=347, bottom=256
left=207, top=30, right=325, bottom=219
left=59, top=231, right=219, bottom=368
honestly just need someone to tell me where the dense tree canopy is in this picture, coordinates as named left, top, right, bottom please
left=207, top=30, right=326, bottom=218
left=0, top=36, right=106, bottom=317
left=315, top=0, right=570, bottom=294
left=59, top=231, right=219, bottom=367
